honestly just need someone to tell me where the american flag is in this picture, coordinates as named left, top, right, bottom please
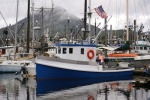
left=95, top=5, right=108, bottom=19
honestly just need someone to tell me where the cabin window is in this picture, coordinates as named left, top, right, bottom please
left=81, top=48, right=84, bottom=54
left=56, top=48, right=57, bottom=53
left=63, top=48, right=67, bottom=54
left=2, top=49, right=5, bottom=54
left=140, top=47, right=143, bottom=50
left=69, top=48, right=73, bottom=54
left=144, top=47, right=147, bottom=50
left=58, top=47, right=61, bottom=54
left=136, top=47, right=139, bottom=50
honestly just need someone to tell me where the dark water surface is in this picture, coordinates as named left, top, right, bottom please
left=0, top=74, right=149, bottom=100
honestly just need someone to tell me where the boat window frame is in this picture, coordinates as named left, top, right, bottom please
left=63, top=48, right=67, bottom=54
left=58, top=46, right=61, bottom=54
left=135, top=46, right=139, bottom=50
left=140, top=47, right=143, bottom=50
left=69, top=48, right=73, bottom=54
left=81, top=48, right=84, bottom=54
left=56, top=48, right=57, bottom=54
left=144, top=46, right=147, bottom=50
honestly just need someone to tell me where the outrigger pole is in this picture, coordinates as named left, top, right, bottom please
left=92, top=16, right=112, bottom=43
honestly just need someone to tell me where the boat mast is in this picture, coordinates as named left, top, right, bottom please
left=14, top=0, right=19, bottom=60
left=27, top=0, right=30, bottom=53
left=126, top=0, right=129, bottom=53
left=83, top=0, right=87, bottom=40
left=88, top=0, right=92, bottom=44
left=32, top=1, right=35, bottom=51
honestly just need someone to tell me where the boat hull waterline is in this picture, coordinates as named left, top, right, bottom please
left=36, top=60, right=134, bottom=80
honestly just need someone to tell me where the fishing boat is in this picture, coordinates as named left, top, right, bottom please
left=35, top=0, right=134, bottom=80
left=36, top=41, right=134, bottom=79
left=100, top=39, right=150, bottom=68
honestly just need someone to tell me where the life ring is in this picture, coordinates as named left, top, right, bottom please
left=88, top=95, right=94, bottom=100
left=87, top=49, right=95, bottom=59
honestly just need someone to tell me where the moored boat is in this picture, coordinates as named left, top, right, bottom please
left=0, top=60, right=34, bottom=73
left=36, top=43, right=134, bottom=80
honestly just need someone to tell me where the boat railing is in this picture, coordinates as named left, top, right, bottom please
left=37, top=55, right=98, bottom=65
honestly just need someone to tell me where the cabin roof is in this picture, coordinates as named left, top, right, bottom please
left=55, top=44, right=97, bottom=47
left=98, top=46, right=119, bottom=51
left=0, top=46, right=14, bottom=49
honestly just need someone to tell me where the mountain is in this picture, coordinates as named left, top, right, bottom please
left=3, top=7, right=97, bottom=36
left=0, top=6, right=101, bottom=45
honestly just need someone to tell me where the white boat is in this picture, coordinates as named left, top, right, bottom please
left=0, top=60, right=35, bottom=74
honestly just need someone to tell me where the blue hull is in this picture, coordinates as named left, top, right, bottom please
left=36, top=63, right=134, bottom=80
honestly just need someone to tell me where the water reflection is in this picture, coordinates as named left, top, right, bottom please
left=0, top=74, right=36, bottom=100
left=0, top=74, right=150, bottom=100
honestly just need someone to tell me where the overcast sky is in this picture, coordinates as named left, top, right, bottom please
left=0, top=0, right=150, bottom=31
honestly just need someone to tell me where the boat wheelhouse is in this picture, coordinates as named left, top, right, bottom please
left=36, top=42, right=134, bottom=80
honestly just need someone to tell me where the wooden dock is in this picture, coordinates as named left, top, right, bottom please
left=134, top=68, right=146, bottom=76
left=132, top=68, right=150, bottom=89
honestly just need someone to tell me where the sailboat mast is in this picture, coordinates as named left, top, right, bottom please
left=14, top=0, right=19, bottom=59
left=126, top=0, right=129, bottom=41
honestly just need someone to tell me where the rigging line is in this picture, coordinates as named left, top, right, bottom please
left=21, top=0, right=27, bottom=14
left=0, top=11, right=15, bottom=39
left=143, top=0, right=150, bottom=30
left=37, top=0, right=42, bottom=7
left=48, top=1, right=54, bottom=37
left=5, top=0, right=14, bottom=23
left=107, top=0, right=111, bottom=15
left=45, top=0, right=47, bottom=8
left=138, top=0, right=149, bottom=31
left=117, top=0, right=121, bottom=30
left=115, top=0, right=118, bottom=37
left=134, top=0, right=138, bottom=21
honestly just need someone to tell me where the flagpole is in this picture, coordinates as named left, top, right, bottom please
left=88, top=0, right=91, bottom=44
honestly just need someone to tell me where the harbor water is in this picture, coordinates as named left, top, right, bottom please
left=0, top=74, right=149, bottom=100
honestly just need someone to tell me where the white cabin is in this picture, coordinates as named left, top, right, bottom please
left=131, top=40, right=150, bottom=54
left=53, top=43, right=97, bottom=62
